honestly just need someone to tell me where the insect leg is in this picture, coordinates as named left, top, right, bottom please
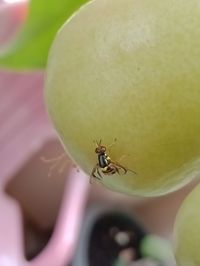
left=117, top=155, right=137, bottom=174
left=113, top=160, right=137, bottom=175
left=109, top=160, right=127, bottom=174
left=102, top=164, right=117, bottom=175
left=96, top=166, right=103, bottom=179
left=128, top=168, right=137, bottom=174
left=90, top=164, right=102, bottom=183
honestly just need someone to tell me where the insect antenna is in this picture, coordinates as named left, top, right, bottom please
left=93, top=139, right=102, bottom=147
left=98, top=139, right=102, bottom=146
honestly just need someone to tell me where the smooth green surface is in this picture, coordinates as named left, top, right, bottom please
left=45, top=0, right=200, bottom=196
left=141, top=235, right=175, bottom=263
left=0, top=0, right=89, bottom=69
left=174, top=183, right=200, bottom=266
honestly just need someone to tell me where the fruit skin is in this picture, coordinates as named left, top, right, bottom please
left=45, top=0, right=200, bottom=196
left=173, top=183, right=200, bottom=266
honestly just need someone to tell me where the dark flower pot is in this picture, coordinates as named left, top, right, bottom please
left=71, top=205, right=147, bottom=266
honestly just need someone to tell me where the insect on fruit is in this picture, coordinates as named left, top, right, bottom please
left=91, top=140, right=136, bottom=182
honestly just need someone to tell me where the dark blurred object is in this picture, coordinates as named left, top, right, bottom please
left=71, top=206, right=146, bottom=266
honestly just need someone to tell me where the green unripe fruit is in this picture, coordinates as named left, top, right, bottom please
left=174, top=183, right=200, bottom=266
left=45, top=0, right=200, bottom=196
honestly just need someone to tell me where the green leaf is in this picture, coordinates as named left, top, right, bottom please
left=0, top=0, right=89, bottom=69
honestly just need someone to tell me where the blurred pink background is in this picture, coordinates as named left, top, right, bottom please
left=0, top=2, right=90, bottom=265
